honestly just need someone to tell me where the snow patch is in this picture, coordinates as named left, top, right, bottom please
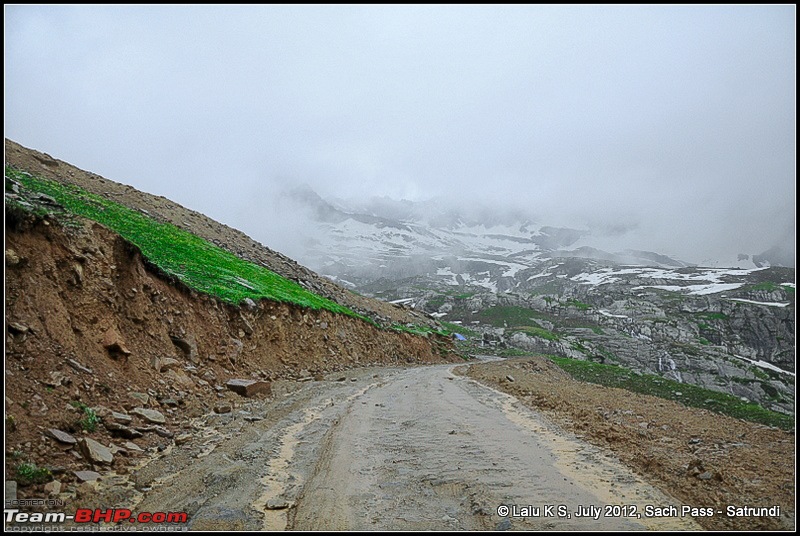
left=733, top=355, right=795, bottom=378
left=727, top=298, right=791, bottom=308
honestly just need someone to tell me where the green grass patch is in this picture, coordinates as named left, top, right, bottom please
left=749, top=281, right=779, bottom=292
left=7, top=167, right=366, bottom=320
left=565, top=299, right=590, bottom=311
left=694, top=312, right=729, bottom=321
left=16, top=462, right=52, bottom=486
left=70, top=401, right=100, bottom=432
left=546, top=356, right=793, bottom=430
left=440, top=321, right=478, bottom=338
left=391, top=323, right=448, bottom=337
left=781, top=285, right=795, bottom=295
left=512, top=326, right=560, bottom=341
left=698, top=337, right=711, bottom=346
left=475, top=306, right=551, bottom=328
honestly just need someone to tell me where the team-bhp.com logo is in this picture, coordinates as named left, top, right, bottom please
left=5, top=508, right=188, bottom=525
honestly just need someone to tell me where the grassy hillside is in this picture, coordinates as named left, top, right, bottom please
left=7, top=166, right=366, bottom=319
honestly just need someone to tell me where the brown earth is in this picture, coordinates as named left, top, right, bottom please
left=4, top=207, right=458, bottom=502
left=463, top=357, right=795, bottom=531
left=4, top=138, right=433, bottom=328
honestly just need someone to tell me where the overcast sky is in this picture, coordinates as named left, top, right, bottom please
left=4, top=5, right=796, bottom=265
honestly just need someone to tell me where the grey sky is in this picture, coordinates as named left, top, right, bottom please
left=4, top=5, right=796, bottom=265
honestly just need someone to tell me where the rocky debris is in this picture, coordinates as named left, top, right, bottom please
left=66, top=358, right=93, bottom=374
left=175, top=433, right=192, bottom=445
left=44, top=480, right=62, bottom=496
left=45, top=371, right=70, bottom=388
left=131, top=407, right=166, bottom=424
left=7, top=321, right=30, bottom=334
left=111, top=411, right=133, bottom=424
left=213, top=404, right=232, bottom=414
left=170, top=334, right=198, bottom=363
left=225, top=379, right=271, bottom=398
left=73, top=470, right=102, bottom=482
left=242, top=297, right=257, bottom=310
left=78, top=437, right=114, bottom=465
left=128, top=392, right=150, bottom=406
left=47, top=428, right=77, bottom=445
left=101, top=327, right=132, bottom=357
left=151, top=356, right=181, bottom=373
left=123, top=442, right=143, bottom=453
left=264, top=498, right=290, bottom=510
left=6, top=248, right=21, bottom=266
left=104, top=420, right=144, bottom=439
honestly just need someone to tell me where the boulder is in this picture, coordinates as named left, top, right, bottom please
left=225, top=379, right=271, bottom=398
left=78, top=438, right=114, bottom=465
left=47, top=428, right=77, bottom=445
left=131, top=407, right=166, bottom=424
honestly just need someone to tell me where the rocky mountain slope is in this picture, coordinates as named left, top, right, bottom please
left=278, top=187, right=795, bottom=414
left=4, top=140, right=458, bottom=503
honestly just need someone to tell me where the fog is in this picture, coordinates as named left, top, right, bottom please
left=5, top=6, right=795, bottom=266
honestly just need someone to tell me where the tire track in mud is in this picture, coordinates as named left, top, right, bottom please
left=290, top=365, right=701, bottom=530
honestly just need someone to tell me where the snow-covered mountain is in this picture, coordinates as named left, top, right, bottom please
left=283, top=186, right=694, bottom=288
left=275, top=187, right=795, bottom=413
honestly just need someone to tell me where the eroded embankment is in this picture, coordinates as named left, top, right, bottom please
left=4, top=213, right=457, bottom=501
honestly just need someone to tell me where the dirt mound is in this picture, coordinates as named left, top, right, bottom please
left=464, top=357, right=795, bottom=531
left=4, top=204, right=458, bottom=503
left=4, top=138, right=435, bottom=328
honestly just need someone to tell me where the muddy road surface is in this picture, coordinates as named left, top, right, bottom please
left=88, top=363, right=699, bottom=531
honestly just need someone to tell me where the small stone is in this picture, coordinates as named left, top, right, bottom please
left=73, top=470, right=101, bottom=482
left=78, top=438, right=114, bottom=465
left=175, top=434, right=192, bottom=445
left=214, top=404, right=232, bottom=414
left=152, top=426, right=174, bottom=438
left=128, top=392, right=150, bottom=405
left=131, top=407, right=166, bottom=424
left=44, top=480, right=62, bottom=496
left=265, top=498, right=289, bottom=510
left=8, top=322, right=29, bottom=334
left=6, top=249, right=21, bottom=266
left=688, top=438, right=702, bottom=445
left=67, top=359, right=93, bottom=374
left=242, top=298, right=257, bottom=310
left=45, top=371, right=69, bottom=388
left=225, top=379, right=271, bottom=398
left=170, top=335, right=198, bottom=363
left=123, top=442, right=143, bottom=453
left=151, top=356, right=181, bottom=373
left=697, top=471, right=713, bottom=481
left=111, top=411, right=132, bottom=424
left=47, top=429, right=77, bottom=445
left=505, top=375, right=515, bottom=383
left=101, top=327, right=131, bottom=356
left=104, top=421, right=143, bottom=439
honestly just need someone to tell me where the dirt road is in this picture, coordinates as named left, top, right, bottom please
left=85, top=361, right=699, bottom=531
